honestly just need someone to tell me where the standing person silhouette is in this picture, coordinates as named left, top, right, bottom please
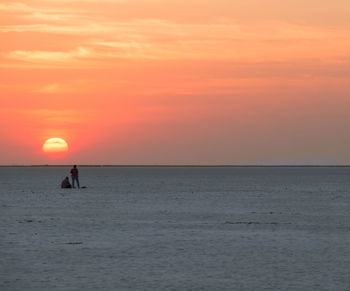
left=70, top=165, right=80, bottom=188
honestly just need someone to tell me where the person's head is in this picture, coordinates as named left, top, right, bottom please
left=73, top=165, right=77, bottom=168
left=65, top=176, right=69, bottom=180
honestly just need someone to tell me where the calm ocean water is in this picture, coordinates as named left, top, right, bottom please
left=1, top=166, right=350, bottom=290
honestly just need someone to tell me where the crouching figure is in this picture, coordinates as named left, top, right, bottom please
left=61, top=176, right=72, bottom=188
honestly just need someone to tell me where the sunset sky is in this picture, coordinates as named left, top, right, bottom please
left=1, top=0, right=350, bottom=165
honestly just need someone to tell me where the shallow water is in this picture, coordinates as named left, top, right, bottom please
left=1, top=166, right=350, bottom=290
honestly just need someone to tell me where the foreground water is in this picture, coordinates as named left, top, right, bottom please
left=1, top=166, right=350, bottom=290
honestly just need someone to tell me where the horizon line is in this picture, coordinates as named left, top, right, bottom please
left=1, top=164, right=350, bottom=167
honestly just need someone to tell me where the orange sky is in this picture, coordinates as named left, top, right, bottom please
left=1, top=0, right=350, bottom=165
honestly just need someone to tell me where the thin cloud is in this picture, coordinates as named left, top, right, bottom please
left=20, top=108, right=85, bottom=124
left=28, top=11, right=76, bottom=21
left=33, top=83, right=64, bottom=93
left=6, top=47, right=93, bottom=62
left=0, top=2, right=34, bottom=12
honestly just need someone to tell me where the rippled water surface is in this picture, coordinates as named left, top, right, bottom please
left=1, top=166, right=350, bottom=290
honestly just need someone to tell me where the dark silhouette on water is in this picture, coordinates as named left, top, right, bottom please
left=61, top=176, right=72, bottom=188
left=70, top=165, right=80, bottom=188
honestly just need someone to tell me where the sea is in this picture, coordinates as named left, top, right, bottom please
left=1, top=166, right=350, bottom=290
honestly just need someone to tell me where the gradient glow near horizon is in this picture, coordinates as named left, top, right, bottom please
left=1, top=0, right=350, bottom=165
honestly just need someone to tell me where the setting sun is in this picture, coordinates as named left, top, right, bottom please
left=42, top=138, right=69, bottom=153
